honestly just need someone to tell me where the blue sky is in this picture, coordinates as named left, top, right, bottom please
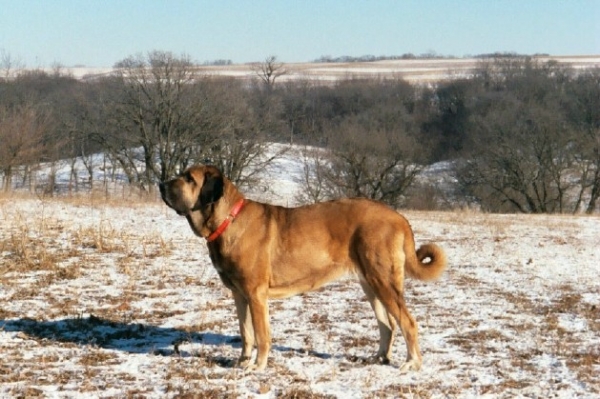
left=1, top=0, right=599, bottom=67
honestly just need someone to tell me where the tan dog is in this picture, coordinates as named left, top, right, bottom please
left=159, top=165, right=447, bottom=372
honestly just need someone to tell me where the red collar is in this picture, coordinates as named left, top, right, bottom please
left=206, top=199, right=246, bottom=242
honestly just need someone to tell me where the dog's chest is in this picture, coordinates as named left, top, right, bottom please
left=208, top=249, right=227, bottom=274
left=207, top=246, right=239, bottom=287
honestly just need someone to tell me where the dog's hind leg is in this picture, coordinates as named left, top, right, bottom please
left=359, top=278, right=396, bottom=364
left=233, top=291, right=255, bottom=368
left=367, top=279, right=422, bottom=371
left=393, top=296, right=422, bottom=372
left=358, top=248, right=422, bottom=371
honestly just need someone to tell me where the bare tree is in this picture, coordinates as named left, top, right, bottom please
left=299, top=119, right=424, bottom=207
left=327, top=124, right=423, bottom=206
left=565, top=69, right=600, bottom=214
left=192, top=78, right=287, bottom=189
left=106, top=51, right=283, bottom=191
left=252, top=56, right=287, bottom=90
left=0, top=104, right=52, bottom=190
left=110, top=51, right=209, bottom=188
left=457, top=94, right=575, bottom=213
left=294, top=146, right=330, bottom=204
left=0, top=49, right=24, bottom=79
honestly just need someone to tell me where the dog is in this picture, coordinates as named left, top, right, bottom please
left=159, top=165, right=447, bottom=372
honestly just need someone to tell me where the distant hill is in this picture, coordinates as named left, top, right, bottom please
left=48, top=55, right=600, bottom=84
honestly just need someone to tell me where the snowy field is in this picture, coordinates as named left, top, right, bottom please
left=61, top=55, right=600, bottom=83
left=0, top=150, right=599, bottom=398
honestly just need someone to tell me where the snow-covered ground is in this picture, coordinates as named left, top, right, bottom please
left=36, top=55, right=600, bottom=83
left=1, top=151, right=599, bottom=398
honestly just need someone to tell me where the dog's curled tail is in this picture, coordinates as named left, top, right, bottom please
left=406, top=243, right=447, bottom=281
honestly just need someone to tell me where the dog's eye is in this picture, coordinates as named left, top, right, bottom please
left=184, top=173, right=194, bottom=183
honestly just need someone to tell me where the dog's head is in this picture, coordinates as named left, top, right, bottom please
left=159, top=165, right=224, bottom=216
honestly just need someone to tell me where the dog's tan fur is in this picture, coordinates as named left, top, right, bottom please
left=159, top=165, right=447, bottom=372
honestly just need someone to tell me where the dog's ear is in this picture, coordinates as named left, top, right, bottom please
left=197, top=166, right=224, bottom=208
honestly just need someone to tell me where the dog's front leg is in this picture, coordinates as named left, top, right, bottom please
left=246, top=286, right=270, bottom=371
left=233, top=291, right=255, bottom=368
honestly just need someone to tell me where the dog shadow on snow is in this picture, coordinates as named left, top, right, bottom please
left=0, top=315, right=344, bottom=367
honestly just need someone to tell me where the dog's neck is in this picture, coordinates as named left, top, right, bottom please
left=187, top=179, right=245, bottom=241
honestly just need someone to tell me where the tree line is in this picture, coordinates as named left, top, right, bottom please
left=0, top=51, right=598, bottom=213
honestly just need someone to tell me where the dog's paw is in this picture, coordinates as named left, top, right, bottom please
left=238, top=356, right=253, bottom=369
left=362, top=354, right=391, bottom=365
left=242, top=362, right=267, bottom=373
left=374, top=354, right=391, bottom=365
left=399, top=359, right=421, bottom=372
left=238, top=356, right=268, bottom=372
